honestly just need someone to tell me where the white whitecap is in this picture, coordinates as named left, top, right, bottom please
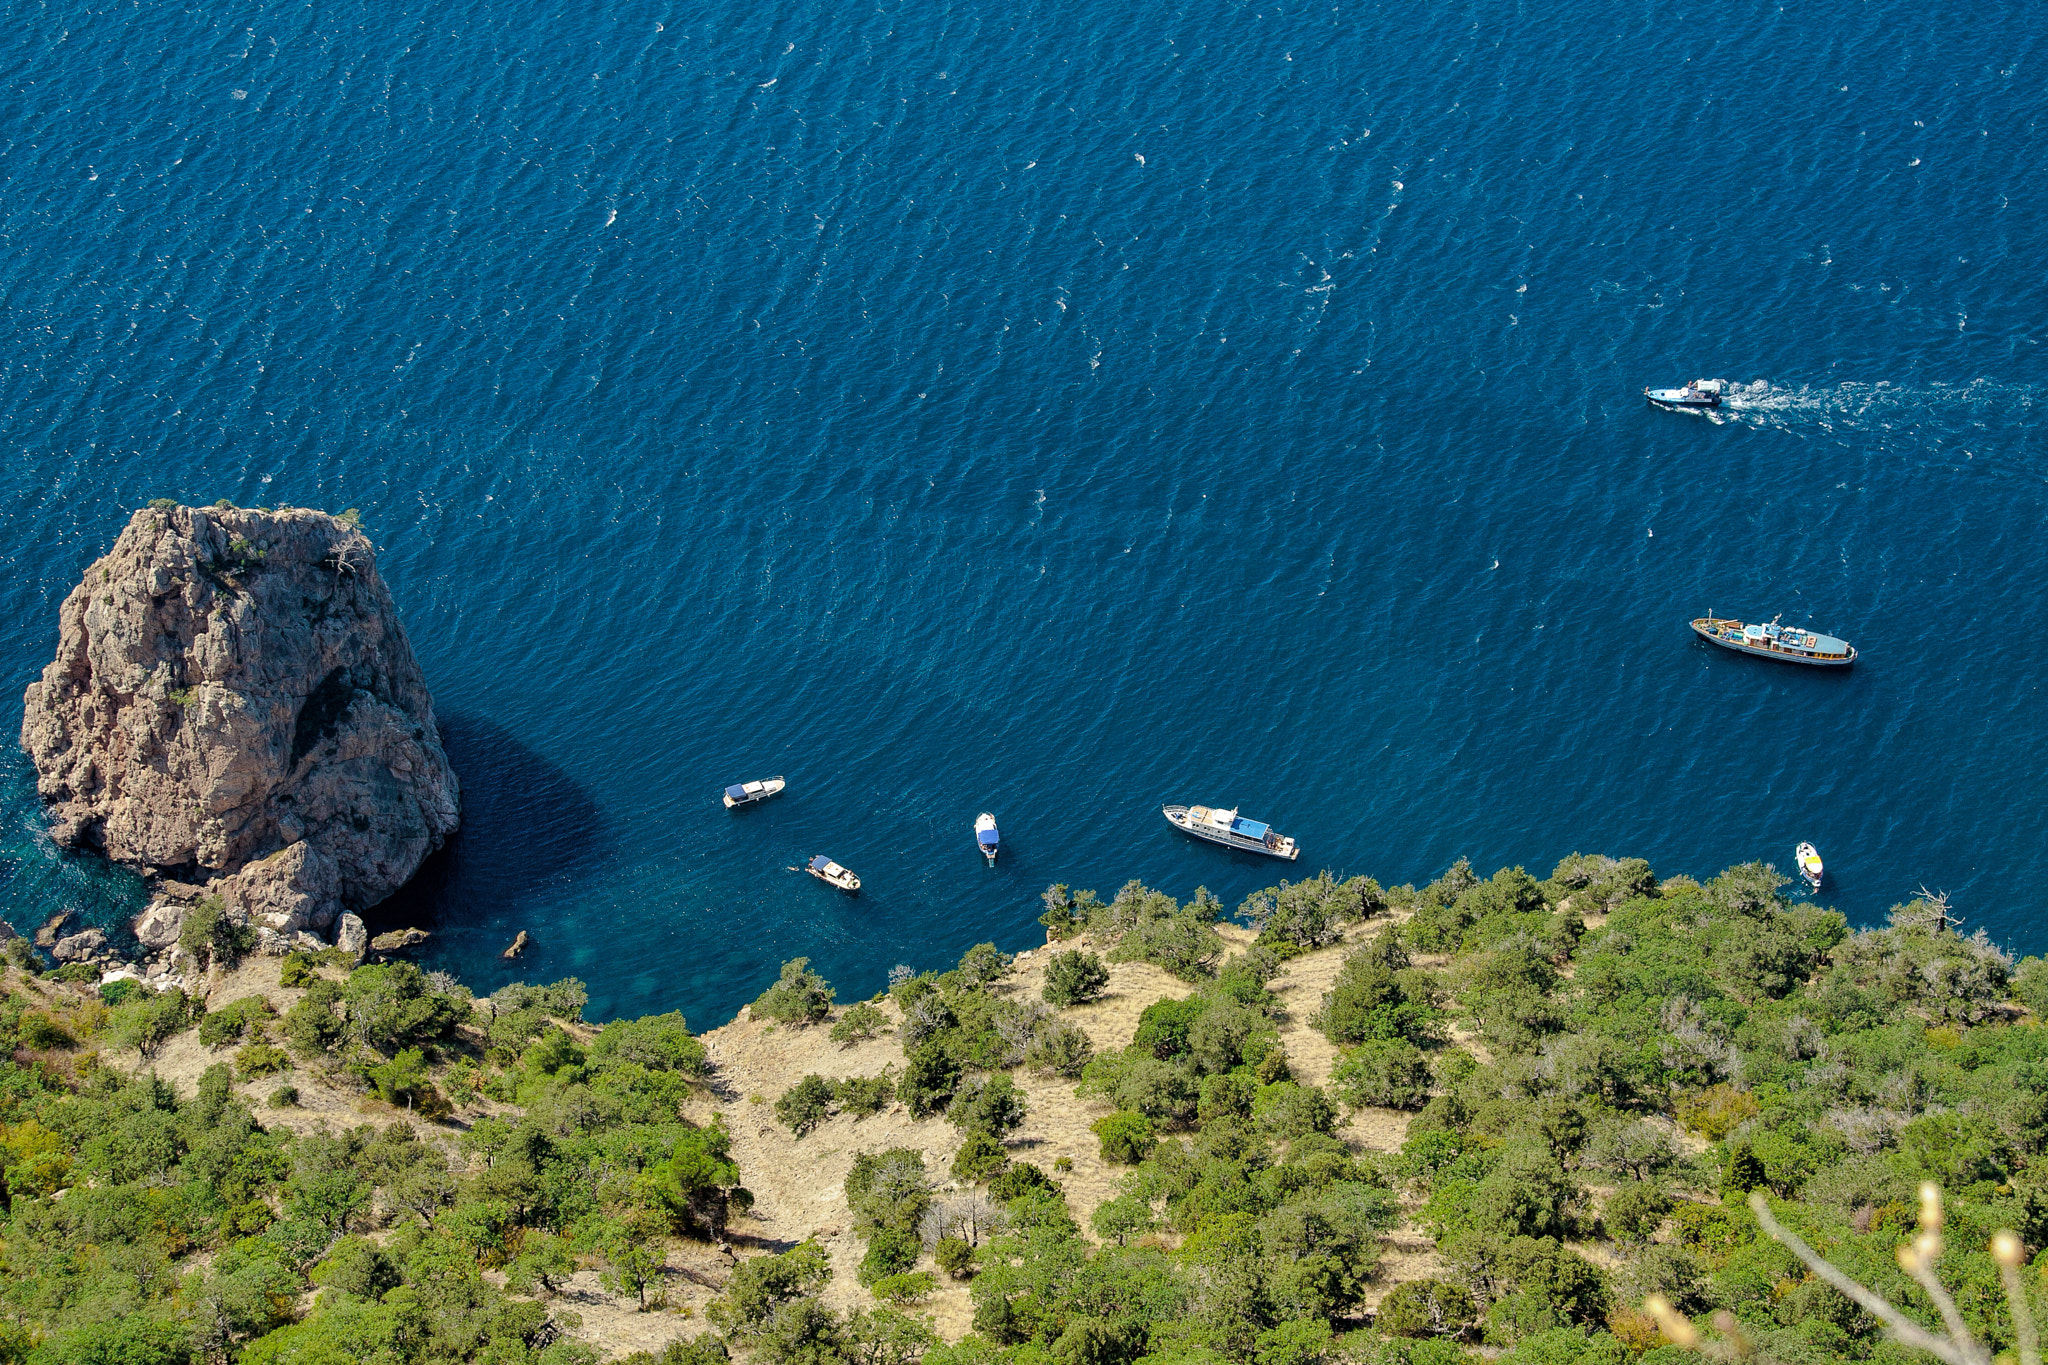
left=1134, top=154, right=1144, bottom=165
left=758, top=78, right=776, bottom=87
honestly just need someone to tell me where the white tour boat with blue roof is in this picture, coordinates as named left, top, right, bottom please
left=975, top=812, right=999, bottom=864
left=723, top=776, right=786, bottom=809
left=1691, top=614, right=1857, bottom=667
left=806, top=855, right=861, bottom=892
left=1163, top=804, right=1299, bottom=860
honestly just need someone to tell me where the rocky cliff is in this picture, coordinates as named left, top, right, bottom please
left=20, top=504, right=459, bottom=948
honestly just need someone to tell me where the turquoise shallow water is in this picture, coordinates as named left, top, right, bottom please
left=0, top=0, right=2043, bottom=1023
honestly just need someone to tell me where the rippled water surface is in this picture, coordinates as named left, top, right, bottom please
left=1, top=0, right=2042, bottom=1022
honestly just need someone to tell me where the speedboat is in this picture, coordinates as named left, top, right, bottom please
left=1795, top=842, right=1824, bottom=891
left=723, top=776, right=786, bottom=809
left=806, top=855, right=861, bottom=892
left=974, top=812, right=999, bottom=865
left=1645, top=378, right=1724, bottom=409
left=1163, top=804, right=1300, bottom=860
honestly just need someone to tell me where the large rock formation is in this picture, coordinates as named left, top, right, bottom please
left=20, top=504, right=459, bottom=943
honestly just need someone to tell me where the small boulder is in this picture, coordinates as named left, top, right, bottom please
left=35, top=910, right=75, bottom=949
left=52, top=928, right=109, bottom=963
left=157, top=879, right=207, bottom=902
left=336, top=913, right=368, bottom=961
left=502, top=930, right=531, bottom=960
left=132, top=900, right=186, bottom=950
left=369, top=927, right=430, bottom=956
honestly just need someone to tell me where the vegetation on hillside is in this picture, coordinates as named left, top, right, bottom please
left=5, top=851, right=2047, bottom=1365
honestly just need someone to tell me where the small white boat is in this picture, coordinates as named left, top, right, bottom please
left=723, top=776, right=786, bottom=809
left=807, top=855, right=861, bottom=892
left=1795, top=842, right=1824, bottom=891
left=1645, top=378, right=1724, bottom=409
left=975, top=812, right=999, bottom=864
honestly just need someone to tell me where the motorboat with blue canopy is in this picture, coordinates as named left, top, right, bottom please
left=806, top=855, right=861, bottom=892
left=1162, top=803, right=1299, bottom=860
left=723, top=775, right=787, bottom=809
left=975, top=813, right=1000, bottom=864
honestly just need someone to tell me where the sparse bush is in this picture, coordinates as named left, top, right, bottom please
left=1375, top=1279, right=1475, bottom=1338
left=935, top=1236, right=975, bottom=1279
left=870, top=1270, right=937, bottom=1304
left=1023, top=1018, right=1095, bottom=1076
left=269, top=1084, right=299, bottom=1108
left=1331, top=1039, right=1433, bottom=1111
left=179, top=895, right=255, bottom=970
left=776, top=1074, right=835, bottom=1136
left=237, top=1042, right=290, bottom=1079
left=752, top=957, right=835, bottom=1025
left=836, top=1073, right=896, bottom=1118
left=947, top=1073, right=1027, bottom=1138
left=1042, top=950, right=1110, bottom=1007
left=1092, top=1111, right=1157, bottom=1165
left=832, top=1001, right=889, bottom=1045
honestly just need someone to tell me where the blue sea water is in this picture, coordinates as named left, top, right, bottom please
left=1, top=0, right=2043, bottom=1025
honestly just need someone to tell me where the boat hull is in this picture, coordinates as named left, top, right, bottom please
left=1163, top=805, right=1300, bottom=860
left=1691, top=621, right=1856, bottom=667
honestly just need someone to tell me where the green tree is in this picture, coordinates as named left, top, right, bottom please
left=599, top=1213, right=670, bottom=1310
left=643, top=1123, right=746, bottom=1236
left=831, top=1002, right=890, bottom=1046
left=343, top=962, right=467, bottom=1053
left=897, top=1041, right=962, bottom=1118
left=947, top=1074, right=1027, bottom=1138
left=1043, top=951, right=1111, bottom=1008
left=753, top=958, right=835, bottom=1025
left=776, top=1075, right=836, bottom=1136
left=179, top=895, right=255, bottom=970
left=1092, top=1112, right=1157, bottom=1165
left=1375, top=1279, right=1475, bottom=1338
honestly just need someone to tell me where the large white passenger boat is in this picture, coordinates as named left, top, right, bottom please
left=1163, top=804, right=1299, bottom=859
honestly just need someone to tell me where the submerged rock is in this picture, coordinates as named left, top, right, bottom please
left=20, top=504, right=459, bottom=943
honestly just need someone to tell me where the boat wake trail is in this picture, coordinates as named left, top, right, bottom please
left=1717, top=379, right=2043, bottom=437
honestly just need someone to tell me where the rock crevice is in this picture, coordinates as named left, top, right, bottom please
left=21, top=504, right=460, bottom=944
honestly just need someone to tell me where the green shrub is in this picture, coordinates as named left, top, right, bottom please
left=1042, top=950, right=1110, bottom=1007
left=52, top=962, right=99, bottom=984
left=858, top=1226, right=921, bottom=1285
left=897, top=1040, right=961, bottom=1117
left=775, top=1074, right=835, bottom=1136
left=947, top=1073, right=1027, bottom=1138
left=752, top=957, right=835, bottom=1025
left=179, top=895, right=254, bottom=969
left=836, top=1073, right=895, bottom=1118
left=951, top=1131, right=1010, bottom=1184
left=1252, top=1081, right=1336, bottom=1139
left=870, top=1270, right=937, bottom=1304
left=199, top=994, right=277, bottom=1048
left=987, top=1162, right=1061, bottom=1204
left=99, top=978, right=143, bottom=1007
left=148, top=497, right=180, bottom=510
left=934, top=1236, right=975, bottom=1279
left=278, top=953, right=318, bottom=988
left=1601, top=1182, right=1671, bottom=1243
left=269, top=1084, right=299, bottom=1108
left=1330, top=1039, right=1433, bottom=1111
left=1376, top=1279, right=1476, bottom=1338
left=237, top=1042, right=290, bottom=1079
left=20, top=1010, right=75, bottom=1050
left=831, top=1001, right=889, bottom=1045
left=1023, top=1018, right=1096, bottom=1077
left=1133, top=996, right=1209, bottom=1059
left=1092, top=1111, right=1157, bottom=1164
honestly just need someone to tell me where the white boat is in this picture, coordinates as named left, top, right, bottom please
left=723, top=776, right=786, bottom=809
left=806, top=855, right=861, bottom=892
left=975, top=812, right=999, bottom=864
left=1163, top=804, right=1299, bottom=860
left=1645, top=378, right=1724, bottom=409
left=1795, top=842, right=1823, bottom=891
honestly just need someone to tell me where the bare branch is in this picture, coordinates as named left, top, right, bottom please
left=1746, top=1192, right=1984, bottom=1365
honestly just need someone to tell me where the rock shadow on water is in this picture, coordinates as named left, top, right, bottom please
left=366, top=715, right=612, bottom=994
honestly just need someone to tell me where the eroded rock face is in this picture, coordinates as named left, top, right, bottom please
left=21, top=505, right=459, bottom=940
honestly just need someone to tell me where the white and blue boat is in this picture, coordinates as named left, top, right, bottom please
left=1163, top=804, right=1299, bottom=860
left=1691, top=614, right=1857, bottom=667
left=723, top=775, right=786, bottom=809
left=975, top=812, right=1000, bottom=864
left=806, top=855, right=861, bottom=892
left=1645, top=378, right=1724, bottom=409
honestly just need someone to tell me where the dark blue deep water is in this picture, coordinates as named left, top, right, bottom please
left=1, top=0, right=2043, bottom=1023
